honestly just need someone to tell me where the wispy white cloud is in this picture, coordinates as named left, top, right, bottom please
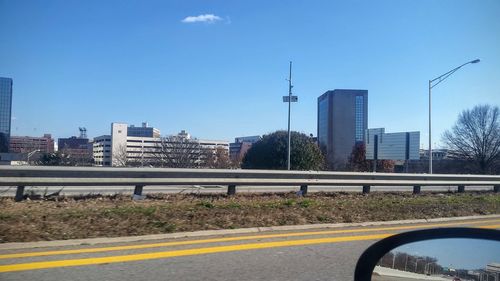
left=181, top=14, right=222, bottom=23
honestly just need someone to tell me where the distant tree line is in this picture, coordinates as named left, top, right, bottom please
left=36, top=150, right=93, bottom=166
left=378, top=251, right=443, bottom=275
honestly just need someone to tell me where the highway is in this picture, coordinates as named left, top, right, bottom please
left=0, top=185, right=493, bottom=197
left=0, top=216, right=498, bottom=281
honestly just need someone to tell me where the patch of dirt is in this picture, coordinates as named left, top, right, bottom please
left=0, top=191, right=498, bottom=243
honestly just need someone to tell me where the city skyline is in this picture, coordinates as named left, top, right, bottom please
left=1, top=1, right=499, bottom=147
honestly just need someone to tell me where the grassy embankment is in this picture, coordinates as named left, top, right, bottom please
left=1, top=191, right=499, bottom=242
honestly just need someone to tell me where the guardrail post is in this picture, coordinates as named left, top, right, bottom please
left=413, top=185, right=421, bottom=194
left=133, top=185, right=144, bottom=200
left=494, top=185, right=500, bottom=193
left=457, top=185, right=465, bottom=193
left=227, top=185, right=236, bottom=196
left=15, top=186, right=25, bottom=202
left=362, top=185, right=370, bottom=194
left=299, top=185, right=308, bottom=196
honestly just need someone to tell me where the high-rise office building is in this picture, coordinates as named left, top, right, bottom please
left=0, top=78, right=13, bottom=153
left=317, top=89, right=368, bottom=168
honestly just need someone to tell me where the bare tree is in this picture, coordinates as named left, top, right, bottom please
left=347, top=142, right=395, bottom=172
left=60, top=146, right=93, bottom=166
left=205, top=146, right=233, bottom=169
left=347, top=142, right=370, bottom=172
left=443, top=104, right=500, bottom=174
left=112, top=144, right=129, bottom=167
left=151, top=136, right=203, bottom=168
left=230, top=154, right=246, bottom=169
left=67, top=151, right=93, bottom=166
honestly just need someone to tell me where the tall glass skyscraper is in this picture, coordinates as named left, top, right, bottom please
left=0, top=77, right=13, bottom=153
left=317, top=89, right=368, bottom=169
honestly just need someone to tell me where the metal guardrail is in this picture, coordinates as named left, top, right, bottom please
left=0, top=166, right=499, bottom=201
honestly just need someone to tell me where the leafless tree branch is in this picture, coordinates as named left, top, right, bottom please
left=442, top=104, right=500, bottom=174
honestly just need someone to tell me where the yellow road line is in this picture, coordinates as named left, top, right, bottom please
left=1, top=218, right=499, bottom=260
left=0, top=233, right=392, bottom=273
left=479, top=224, right=500, bottom=229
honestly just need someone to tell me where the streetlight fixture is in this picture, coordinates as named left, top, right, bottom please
left=428, top=59, right=480, bottom=174
left=26, top=149, right=40, bottom=165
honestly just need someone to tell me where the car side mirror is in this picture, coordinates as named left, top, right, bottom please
left=354, top=228, right=500, bottom=281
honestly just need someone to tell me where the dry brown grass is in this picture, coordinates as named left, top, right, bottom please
left=0, top=191, right=499, bottom=243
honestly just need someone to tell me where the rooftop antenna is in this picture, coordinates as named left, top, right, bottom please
left=79, top=127, right=87, bottom=139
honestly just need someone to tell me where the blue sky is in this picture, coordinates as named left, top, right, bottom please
left=1, top=0, right=499, bottom=146
left=397, top=238, right=500, bottom=270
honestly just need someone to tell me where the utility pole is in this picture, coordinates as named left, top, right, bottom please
left=283, top=61, right=297, bottom=170
left=287, top=62, right=292, bottom=170
left=428, top=79, right=432, bottom=174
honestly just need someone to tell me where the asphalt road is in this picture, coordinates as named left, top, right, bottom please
left=0, top=185, right=493, bottom=197
left=0, top=216, right=498, bottom=281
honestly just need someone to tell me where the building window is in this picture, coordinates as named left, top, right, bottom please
left=355, top=95, right=364, bottom=142
left=318, top=98, right=328, bottom=148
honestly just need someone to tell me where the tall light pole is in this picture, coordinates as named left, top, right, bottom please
left=283, top=61, right=298, bottom=170
left=26, top=149, right=40, bottom=165
left=428, top=59, right=480, bottom=174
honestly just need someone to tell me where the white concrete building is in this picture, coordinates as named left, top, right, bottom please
left=92, top=135, right=112, bottom=166
left=365, top=128, right=420, bottom=160
left=91, top=123, right=161, bottom=167
left=92, top=124, right=229, bottom=167
left=164, top=130, right=229, bottom=166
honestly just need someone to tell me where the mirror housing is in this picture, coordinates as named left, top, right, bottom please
left=354, top=228, right=500, bottom=281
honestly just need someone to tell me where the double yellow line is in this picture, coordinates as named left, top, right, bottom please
left=0, top=233, right=391, bottom=273
left=2, top=218, right=499, bottom=260
left=0, top=219, right=498, bottom=273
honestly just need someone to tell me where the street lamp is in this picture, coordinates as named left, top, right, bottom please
left=428, top=59, right=480, bottom=174
left=26, top=149, right=40, bottom=164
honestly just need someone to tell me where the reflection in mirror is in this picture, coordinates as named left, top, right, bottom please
left=372, top=238, right=500, bottom=281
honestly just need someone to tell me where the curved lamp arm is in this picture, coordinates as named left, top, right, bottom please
left=430, top=59, right=480, bottom=89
